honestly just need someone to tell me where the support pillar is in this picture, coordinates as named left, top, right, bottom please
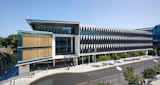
left=71, top=37, right=73, bottom=53
left=19, top=64, right=30, bottom=75
left=82, top=56, right=84, bottom=64
left=95, top=55, right=97, bottom=63
left=146, top=50, right=148, bottom=55
left=73, top=58, right=78, bottom=66
left=53, top=60, right=55, bottom=66
left=92, top=55, right=95, bottom=62
left=88, top=55, right=90, bottom=63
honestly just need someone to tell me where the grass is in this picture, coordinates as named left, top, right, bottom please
left=0, top=53, right=18, bottom=76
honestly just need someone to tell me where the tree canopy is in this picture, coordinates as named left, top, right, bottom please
left=123, top=66, right=140, bottom=85
left=156, top=64, right=160, bottom=71
left=0, top=34, right=17, bottom=49
left=142, top=67, right=156, bottom=79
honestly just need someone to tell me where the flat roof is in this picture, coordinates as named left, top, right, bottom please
left=136, top=27, right=154, bottom=31
left=26, top=19, right=79, bottom=25
left=26, top=19, right=80, bottom=30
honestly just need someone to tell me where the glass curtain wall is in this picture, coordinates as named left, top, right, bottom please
left=35, top=26, right=75, bottom=34
left=56, top=37, right=74, bottom=55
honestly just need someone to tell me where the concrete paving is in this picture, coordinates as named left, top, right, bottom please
left=0, top=55, right=159, bottom=85
left=151, top=75, right=160, bottom=85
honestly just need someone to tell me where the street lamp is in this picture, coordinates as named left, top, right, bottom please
left=153, top=59, right=158, bottom=69
left=116, top=66, right=122, bottom=85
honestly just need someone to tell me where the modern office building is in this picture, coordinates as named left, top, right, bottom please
left=138, top=25, right=160, bottom=55
left=17, top=19, right=152, bottom=74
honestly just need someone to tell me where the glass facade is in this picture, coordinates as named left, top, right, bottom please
left=153, top=25, right=160, bottom=42
left=56, top=37, right=74, bottom=55
left=144, top=25, right=160, bottom=55
left=35, top=26, right=75, bottom=34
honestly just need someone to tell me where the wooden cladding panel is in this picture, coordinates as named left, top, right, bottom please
left=22, top=33, right=52, bottom=47
left=22, top=48, right=52, bottom=61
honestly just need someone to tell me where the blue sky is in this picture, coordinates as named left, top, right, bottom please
left=0, top=0, right=160, bottom=37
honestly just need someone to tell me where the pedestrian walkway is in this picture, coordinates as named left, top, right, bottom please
left=150, top=74, right=160, bottom=85
left=0, top=55, right=159, bottom=85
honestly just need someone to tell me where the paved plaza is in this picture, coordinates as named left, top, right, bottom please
left=0, top=55, right=160, bottom=85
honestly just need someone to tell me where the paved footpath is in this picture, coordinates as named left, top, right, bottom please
left=151, top=75, right=160, bottom=85
left=0, top=55, right=159, bottom=85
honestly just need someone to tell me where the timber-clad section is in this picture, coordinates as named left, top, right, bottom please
left=22, top=33, right=52, bottom=47
left=22, top=33, right=52, bottom=61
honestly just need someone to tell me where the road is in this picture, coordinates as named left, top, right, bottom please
left=30, top=58, right=160, bottom=85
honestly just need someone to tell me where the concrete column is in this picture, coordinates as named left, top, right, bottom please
left=71, top=37, right=73, bottom=53
left=146, top=50, right=148, bottom=55
left=53, top=60, right=55, bottom=66
left=88, top=55, right=90, bottom=63
left=66, top=38, right=68, bottom=51
left=75, top=36, right=80, bottom=55
left=82, top=56, right=84, bottom=64
left=92, top=55, right=95, bottom=62
left=73, top=57, right=78, bottom=66
left=19, top=64, right=30, bottom=75
left=52, top=34, right=56, bottom=57
left=95, top=55, right=97, bottom=63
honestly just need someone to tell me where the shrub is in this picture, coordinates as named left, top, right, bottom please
left=149, top=49, right=157, bottom=55
left=110, top=53, right=120, bottom=60
left=99, top=55, right=109, bottom=61
left=96, top=82, right=113, bottom=85
left=138, top=51, right=145, bottom=56
left=157, top=64, right=160, bottom=71
left=120, top=53, right=128, bottom=58
left=142, top=67, right=156, bottom=79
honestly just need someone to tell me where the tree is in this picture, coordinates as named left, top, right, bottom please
left=0, top=34, right=17, bottom=51
left=156, top=64, right=160, bottom=71
left=142, top=67, right=156, bottom=79
left=7, top=34, right=17, bottom=50
left=2, top=38, right=10, bottom=47
left=4, top=47, right=13, bottom=55
left=0, top=37, right=4, bottom=48
left=124, top=66, right=140, bottom=85
left=120, top=52, right=128, bottom=58
left=0, top=52, right=7, bottom=67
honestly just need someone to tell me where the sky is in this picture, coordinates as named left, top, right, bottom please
left=0, top=0, right=160, bottom=37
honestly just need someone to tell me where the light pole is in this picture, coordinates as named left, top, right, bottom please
left=153, top=59, right=158, bottom=70
left=116, top=66, right=122, bottom=85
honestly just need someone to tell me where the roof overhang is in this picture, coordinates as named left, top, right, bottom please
left=16, top=56, right=53, bottom=66
left=26, top=19, right=80, bottom=30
